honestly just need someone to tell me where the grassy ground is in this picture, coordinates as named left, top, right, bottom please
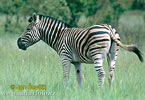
left=0, top=34, right=145, bottom=100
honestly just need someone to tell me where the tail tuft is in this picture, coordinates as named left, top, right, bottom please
left=130, top=46, right=144, bottom=62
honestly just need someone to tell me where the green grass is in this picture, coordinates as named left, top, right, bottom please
left=0, top=35, right=145, bottom=100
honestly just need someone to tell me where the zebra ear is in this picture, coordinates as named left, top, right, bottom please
left=32, top=13, right=37, bottom=22
left=28, top=16, right=33, bottom=23
left=28, top=13, right=37, bottom=23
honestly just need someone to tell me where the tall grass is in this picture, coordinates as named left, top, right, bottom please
left=0, top=35, right=145, bottom=100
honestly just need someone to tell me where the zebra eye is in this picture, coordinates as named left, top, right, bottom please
left=27, top=28, right=31, bottom=32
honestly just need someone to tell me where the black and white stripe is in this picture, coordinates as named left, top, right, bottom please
left=17, top=13, right=143, bottom=88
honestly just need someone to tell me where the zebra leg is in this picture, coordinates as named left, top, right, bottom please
left=107, top=42, right=119, bottom=89
left=73, top=62, right=83, bottom=88
left=92, top=54, right=105, bottom=88
left=61, top=59, right=71, bottom=87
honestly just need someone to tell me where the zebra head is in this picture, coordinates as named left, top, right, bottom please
left=17, top=13, right=41, bottom=50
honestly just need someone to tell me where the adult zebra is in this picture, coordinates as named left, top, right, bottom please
left=17, top=13, right=143, bottom=88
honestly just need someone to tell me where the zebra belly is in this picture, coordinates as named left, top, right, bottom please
left=71, top=51, right=94, bottom=64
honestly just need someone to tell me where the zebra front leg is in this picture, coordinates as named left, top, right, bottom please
left=61, top=60, right=71, bottom=87
left=73, top=62, right=83, bottom=88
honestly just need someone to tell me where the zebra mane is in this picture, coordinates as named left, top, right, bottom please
left=37, top=14, right=70, bottom=28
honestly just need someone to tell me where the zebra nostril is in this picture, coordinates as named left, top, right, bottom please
left=17, top=38, right=21, bottom=42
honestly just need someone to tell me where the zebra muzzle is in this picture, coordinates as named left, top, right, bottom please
left=17, top=38, right=27, bottom=50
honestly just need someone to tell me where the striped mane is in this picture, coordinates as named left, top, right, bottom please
left=38, top=14, right=70, bottom=28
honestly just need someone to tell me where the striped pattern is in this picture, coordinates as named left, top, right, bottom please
left=17, top=13, right=143, bottom=88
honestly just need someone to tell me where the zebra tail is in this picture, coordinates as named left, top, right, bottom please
left=108, top=28, right=144, bottom=63
left=119, top=44, right=143, bottom=62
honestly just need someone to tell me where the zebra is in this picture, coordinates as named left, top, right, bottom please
left=17, top=13, right=143, bottom=88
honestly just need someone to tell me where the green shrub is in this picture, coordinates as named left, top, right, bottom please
left=118, top=11, right=145, bottom=47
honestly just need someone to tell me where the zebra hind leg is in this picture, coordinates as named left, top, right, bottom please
left=73, top=62, right=83, bottom=88
left=107, top=41, right=119, bottom=89
left=92, top=54, right=105, bottom=88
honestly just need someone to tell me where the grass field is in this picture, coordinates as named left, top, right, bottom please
left=0, top=34, right=145, bottom=100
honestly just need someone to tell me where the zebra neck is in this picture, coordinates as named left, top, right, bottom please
left=40, top=25, right=67, bottom=52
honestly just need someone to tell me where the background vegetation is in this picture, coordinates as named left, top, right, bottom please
left=0, top=0, right=145, bottom=45
left=0, top=0, right=145, bottom=100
